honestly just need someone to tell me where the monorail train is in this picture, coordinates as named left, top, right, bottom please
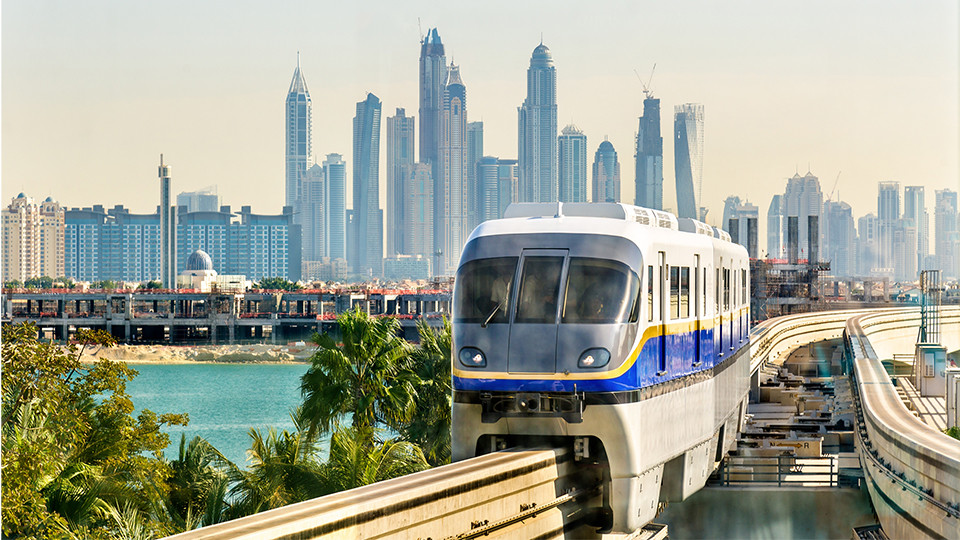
left=451, top=202, right=751, bottom=532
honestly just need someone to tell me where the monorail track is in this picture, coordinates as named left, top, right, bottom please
left=167, top=446, right=607, bottom=540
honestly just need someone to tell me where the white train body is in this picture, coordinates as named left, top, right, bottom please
left=451, top=203, right=751, bottom=532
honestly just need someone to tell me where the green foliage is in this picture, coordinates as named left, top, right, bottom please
left=1, top=323, right=189, bottom=538
left=317, top=425, right=428, bottom=493
left=299, top=308, right=416, bottom=437
left=946, top=426, right=960, bottom=441
left=5, top=279, right=24, bottom=288
left=255, top=277, right=303, bottom=291
left=24, top=276, right=55, bottom=289
left=141, top=280, right=163, bottom=290
left=90, top=280, right=119, bottom=290
left=54, top=277, right=76, bottom=289
left=400, top=318, right=452, bottom=466
left=165, top=434, right=232, bottom=529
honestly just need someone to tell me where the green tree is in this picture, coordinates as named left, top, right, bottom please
left=227, top=410, right=323, bottom=518
left=255, top=277, right=303, bottom=291
left=91, top=280, right=118, bottom=290
left=299, top=309, right=416, bottom=438
left=24, top=275, right=54, bottom=289
left=54, top=276, right=76, bottom=289
left=5, top=279, right=23, bottom=289
left=1, top=323, right=188, bottom=538
left=141, top=280, right=163, bottom=290
left=318, top=426, right=429, bottom=493
left=165, top=435, right=232, bottom=530
left=401, top=318, right=452, bottom=466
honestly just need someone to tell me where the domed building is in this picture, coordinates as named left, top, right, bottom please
left=176, top=249, right=249, bottom=292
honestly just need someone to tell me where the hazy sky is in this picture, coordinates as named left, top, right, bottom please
left=3, top=0, right=958, bottom=234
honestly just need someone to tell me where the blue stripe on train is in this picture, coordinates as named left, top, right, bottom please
left=453, top=313, right=750, bottom=393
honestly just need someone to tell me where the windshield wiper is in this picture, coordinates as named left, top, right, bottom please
left=481, top=302, right=504, bottom=328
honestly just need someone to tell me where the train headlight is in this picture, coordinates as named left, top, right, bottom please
left=458, top=347, right=486, bottom=367
left=578, top=348, right=611, bottom=368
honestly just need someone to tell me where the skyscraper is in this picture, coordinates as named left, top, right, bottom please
left=592, top=139, right=620, bottom=203
left=438, top=63, right=468, bottom=276
left=557, top=125, right=587, bottom=202
left=386, top=108, right=415, bottom=258
left=858, top=213, right=879, bottom=275
left=634, top=96, right=663, bottom=210
left=285, top=55, right=312, bottom=209
left=935, top=189, right=958, bottom=279
left=159, top=155, right=177, bottom=288
left=783, top=172, right=822, bottom=261
left=674, top=104, right=704, bottom=219
left=824, top=200, right=856, bottom=277
left=419, top=28, right=446, bottom=177
left=299, top=163, right=325, bottom=262
left=767, top=194, right=783, bottom=259
left=2, top=194, right=64, bottom=282
left=176, top=188, right=219, bottom=213
left=406, top=163, right=434, bottom=262
left=466, top=121, right=484, bottom=231
left=904, top=186, right=929, bottom=271
left=518, top=43, right=558, bottom=203
left=876, top=181, right=900, bottom=273
left=322, top=154, right=346, bottom=261
left=350, top=94, right=383, bottom=277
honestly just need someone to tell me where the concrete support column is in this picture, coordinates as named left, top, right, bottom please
left=124, top=322, right=131, bottom=342
left=228, top=323, right=235, bottom=344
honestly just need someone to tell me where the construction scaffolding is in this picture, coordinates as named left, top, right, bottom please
left=750, top=259, right=830, bottom=321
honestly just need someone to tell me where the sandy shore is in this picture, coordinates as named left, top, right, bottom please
left=79, top=343, right=315, bottom=364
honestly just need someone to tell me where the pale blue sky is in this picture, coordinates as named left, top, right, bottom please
left=3, top=0, right=958, bottom=228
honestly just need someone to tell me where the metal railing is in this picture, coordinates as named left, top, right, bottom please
left=711, top=454, right=839, bottom=487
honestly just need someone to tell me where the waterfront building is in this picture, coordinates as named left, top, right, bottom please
left=384, top=254, right=431, bottom=281
left=406, top=163, right=434, bottom=262
left=232, top=206, right=301, bottom=281
left=159, top=156, right=177, bottom=288
left=387, top=108, right=415, bottom=258
left=877, top=181, right=900, bottom=273
left=477, top=157, right=519, bottom=221
left=558, top=125, right=587, bottom=202
left=2, top=194, right=64, bottom=282
left=592, top=139, right=620, bottom=203
left=904, top=186, right=929, bottom=271
left=323, top=153, right=347, bottom=261
left=438, top=63, right=468, bottom=276
left=64, top=205, right=106, bottom=283
left=466, top=121, right=484, bottom=231
left=674, top=104, right=704, bottom=219
left=298, top=163, right=325, bottom=262
left=634, top=96, right=663, bottom=210
left=176, top=249, right=249, bottom=293
left=285, top=55, right=312, bottom=209
left=823, top=200, right=856, bottom=277
left=767, top=194, right=783, bottom=259
left=783, top=171, right=823, bottom=261
left=518, top=43, right=558, bottom=203
left=893, top=222, right=918, bottom=282
left=176, top=188, right=219, bottom=213
left=419, top=28, right=446, bottom=179
left=935, top=189, right=959, bottom=279
left=350, top=93, right=383, bottom=277
left=857, top=213, right=879, bottom=276
left=176, top=206, right=232, bottom=276
left=103, top=206, right=163, bottom=283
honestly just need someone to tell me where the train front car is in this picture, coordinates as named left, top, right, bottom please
left=451, top=203, right=751, bottom=533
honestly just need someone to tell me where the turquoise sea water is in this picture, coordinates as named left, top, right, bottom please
left=125, top=363, right=311, bottom=468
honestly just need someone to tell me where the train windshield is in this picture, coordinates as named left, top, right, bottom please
left=454, top=257, right=518, bottom=324
left=561, top=258, right=640, bottom=324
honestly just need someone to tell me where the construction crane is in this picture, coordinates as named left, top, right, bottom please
left=827, top=171, right=841, bottom=202
left=633, top=63, right=657, bottom=99
left=418, top=18, right=424, bottom=43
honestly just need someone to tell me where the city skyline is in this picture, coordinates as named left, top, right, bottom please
left=2, top=1, right=957, bottom=232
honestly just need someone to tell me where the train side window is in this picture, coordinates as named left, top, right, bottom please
left=680, top=267, right=689, bottom=318
left=703, top=268, right=707, bottom=315
left=629, top=272, right=642, bottom=323
left=723, top=268, right=730, bottom=311
left=647, top=266, right=654, bottom=322
left=670, top=266, right=680, bottom=319
left=715, top=268, right=720, bottom=312
left=741, top=269, right=747, bottom=306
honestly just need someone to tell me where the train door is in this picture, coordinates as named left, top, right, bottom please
left=715, top=265, right=721, bottom=358
left=658, top=251, right=667, bottom=374
left=694, top=254, right=701, bottom=367
left=506, top=249, right=567, bottom=373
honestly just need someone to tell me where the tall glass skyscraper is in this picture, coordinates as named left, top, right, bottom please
left=285, top=55, right=312, bottom=209
left=876, top=181, right=900, bottom=272
left=935, top=189, right=958, bottom=279
left=386, top=108, right=415, bottom=258
left=904, top=186, right=929, bottom=270
left=592, top=139, right=620, bottom=203
left=322, top=154, right=346, bottom=262
left=419, top=28, right=446, bottom=176
left=299, top=163, right=325, bottom=262
left=438, top=64, right=468, bottom=276
left=466, top=121, right=484, bottom=232
left=767, top=194, right=783, bottom=259
left=558, top=125, right=587, bottom=202
left=518, top=43, right=558, bottom=203
left=674, top=103, right=704, bottom=219
left=350, top=94, right=383, bottom=277
left=634, top=96, right=662, bottom=210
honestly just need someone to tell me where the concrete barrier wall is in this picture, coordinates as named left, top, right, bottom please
left=846, top=307, right=960, bottom=539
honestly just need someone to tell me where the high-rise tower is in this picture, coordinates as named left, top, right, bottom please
left=419, top=29, right=447, bottom=177
left=877, top=181, right=900, bottom=273
left=634, top=97, right=663, bottom=210
left=386, top=108, right=415, bottom=258
left=518, top=42, right=558, bottom=203
left=558, top=125, right=587, bottom=203
left=438, top=63, right=468, bottom=276
left=466, top=121, right=484, bottom=232
left=158, top=155, right=177, bottom=287
left=674, top=104, right=704, bottom=219
left=592, top=139, right=621, bottom=203
left=285, top=54, right=312, bottom=209
left=350, top=94, right=383, bottom=277
left=323, top=154, right=346, bottom=261
left=904, top=186, right=929, bottom=270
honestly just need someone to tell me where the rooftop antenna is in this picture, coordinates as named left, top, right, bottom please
left=297, top=51, right=300, bottom=69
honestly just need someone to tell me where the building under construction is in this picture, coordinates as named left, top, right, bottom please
left=751, top=215, right=830, bottom=320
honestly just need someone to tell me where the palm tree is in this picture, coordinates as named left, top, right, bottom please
left=401, top=318, right=452, bottom=466
left=227, top=409, right=324, bottom=518
left=318, top=425, right=429, bottom=494
left=299, top=308, right=416, bottom=438
left=165, top=435, right=231, bottom=530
